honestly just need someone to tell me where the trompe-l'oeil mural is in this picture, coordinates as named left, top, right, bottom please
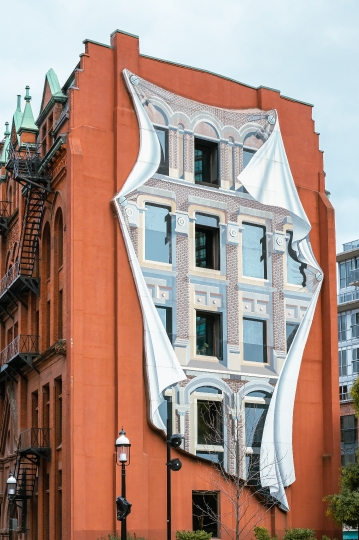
left=112, top=70, right=323, bottom=511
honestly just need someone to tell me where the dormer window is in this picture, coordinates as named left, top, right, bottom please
left=194, top=138, right=218, bottom=187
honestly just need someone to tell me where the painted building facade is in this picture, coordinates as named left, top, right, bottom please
left=0, top=29, right=341, bottom=540
left=337, top=239, right=359, bottom=464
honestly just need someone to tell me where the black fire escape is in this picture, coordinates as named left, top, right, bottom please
left=14, top=427, right=51, bottom=532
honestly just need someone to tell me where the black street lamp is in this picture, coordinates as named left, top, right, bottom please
left=115, top=428, right=132, bottom=540
left=7, top=472, right=17, bottom=540
left=166, top=431, right=184, bottom=540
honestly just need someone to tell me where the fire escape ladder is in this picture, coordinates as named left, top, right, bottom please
left=18, top=186, right=46, bottom=279
left=14, top=452, right=38, bottom=499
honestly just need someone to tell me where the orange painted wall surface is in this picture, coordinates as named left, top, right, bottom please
left=65, top=31, right=341, bottom=539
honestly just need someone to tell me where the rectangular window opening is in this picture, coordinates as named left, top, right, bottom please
left=243, top=148, right=256, bottom=169
left=192, top=491, right=219, bottom=537
left=286, top=322, right=299, bottom=353
left=155, top=305, right=173, bottom=343
left=196, top=311, right=222, bottom=359
left=194, top=138, right=219, bottom=187
left=286, top=231, right=307, bottom=286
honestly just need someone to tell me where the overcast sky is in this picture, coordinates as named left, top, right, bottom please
left=1, top=0, right=358, bottom=251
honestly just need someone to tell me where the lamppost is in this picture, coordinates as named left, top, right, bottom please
left=115, top=428, right=132, bottom=540
left=7, top=472, right=17, bottom=540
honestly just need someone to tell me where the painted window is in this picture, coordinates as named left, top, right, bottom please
left=286, top=322, right=299, bottom=353
left=194, top=138, right=219, bottom=186
left=155, top=127, right=169, bottom=175
left=243, top=148, right=256, bottom=168
left=286, top=231, right=307, bottom=286
left=339, top=350, right=348, bottom=377
left=195, top=214, right=220, bottom=270
left=242, top=223, right=267, bottom=279
left=243, top=318, right=267, bottom=363
left=244, top=391, right=271, bottom=482
left=192, top=492, right=219, bottom=537
left=145, top=203, right=171, bottom=263
left=155, top=305, right=173, bottom=343
left=338, top=314, right=347, bottom=342
left=196, top=311, right=222, bottom=358
left=194, top=387, right=224, bottom=465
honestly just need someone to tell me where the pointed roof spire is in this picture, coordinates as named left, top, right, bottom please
left=0, top=121, right=11, bottom=165
left=19, top=85, right=38, bottom=134
left=13, top=95, right=22, bottom=132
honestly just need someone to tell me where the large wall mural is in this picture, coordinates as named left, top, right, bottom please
left=113, top=69, right=323, bottom=511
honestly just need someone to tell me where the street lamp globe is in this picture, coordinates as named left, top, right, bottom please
left=7, top=473, right=16, bottom=497
left=115, top=428, right=131, bottom=464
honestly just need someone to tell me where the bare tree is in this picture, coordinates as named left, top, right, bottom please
left=193, top=392, right=288, bottom=540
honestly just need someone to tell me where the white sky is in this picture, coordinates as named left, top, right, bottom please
left=1, top=0, right=358, bottom=251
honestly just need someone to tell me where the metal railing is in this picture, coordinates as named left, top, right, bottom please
left=0, top=260, right=20, bottom=297
left=343, top=239, right=359, bottom=252
left=0, top=201, right=10, bottom=217
left=0, top=334, right=39, bottom=367
left=18, top=428, right=50, bottom=451
left=338, top=289, right=359, bottom=304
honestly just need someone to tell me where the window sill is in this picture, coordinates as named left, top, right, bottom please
left=195, top=181, right=219, bottom=189
left=194, top=355, right=222, bottom=363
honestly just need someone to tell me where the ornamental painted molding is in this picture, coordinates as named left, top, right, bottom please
left=112, top=69, right=323, bottom=512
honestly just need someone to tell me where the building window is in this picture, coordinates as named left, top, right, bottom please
left=57, top=470, right=62, bottom=540
left=339, top=257, right=359, bottom=289
left=197, top=401, right=223, bottom=446
left=243, top=148, right=256, bottom=168
left=55, top=379, right=62, bottom=446
left=339, top=350, right=348, bottom=377
left=341, top=415, right=357, bottom=444
left=43, top=224, right=51, bottom=280
left=195, top=214, right=220, bottom=270
left=44, top=471, right=50, bottom=540
left=46, top=301, right=51, bottom=348
left=245, top=391, right=271, bottom=483
left=286, top=322, right=299, bottom=353
left=352, top=312, right=359, bottom=339
left=194, top=138, right=219, bottom=186
left=55, top=209, right=64, bottom=269
left=145, top=203, right=171, bottom=263
left=340, top=384, right=349, bottom=402
left=155, top=127, right=169, bottom=176
left=243, top=318, right=267, bottom=363
left=338, top=314, right=347, bottom=342
left=155, top=306, right=172, bottom=343
left=196, top=311, right=222, bottom=358
left=353, top=348, right=359, bottom=374
left=286, top=231, right=306, bottom=286
left=192, top=491, right=219, bottom=537
left=58, top=290, right=63, bottom=339
left=242, top=223, right=267, bottom=279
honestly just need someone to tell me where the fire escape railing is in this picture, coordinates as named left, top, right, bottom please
left=0, top=200, right=10, bottom=235
left=18, top=427, right=51, bottom=452
left=0, top=334, right=39, bottom=368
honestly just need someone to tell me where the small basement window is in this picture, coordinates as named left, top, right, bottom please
left=195, top=214, right=220, bottom=270
left=155, top=127, right=169, bottom=176
left=196, top=311, right=222, bottom=359
left=194, top=138, right=219, bottom=186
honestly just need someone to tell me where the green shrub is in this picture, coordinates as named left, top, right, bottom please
left=284, top=529, right=316, bottom=540
left=176, top=530, right=212, bottom=540
left=254, top=527, right=275, bottom=540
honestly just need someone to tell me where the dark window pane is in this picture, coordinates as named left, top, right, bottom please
left=196, top=386, right=222, bottom=395
left=196, top=311, right=222, bottom=358
left=242, top=223, right=267, bottom=279
left=286, top=322, right=299, bottom=352
left=195, top=227, right=219, bottom=269
left=192, top=492, right=219, bottom=537
left=243, top=318, right=267, bottom=363
left=194, top=139, right=218, bottom=186
left=197, top=401, right=223, bottom=445
left=145, top=203, right=171, bottom=263
left=155, top=127, right=169, bottom=175
left=155, top=306, right=172, bottom=343
left=286, top=231, right=307, bottom=286
left=243, top=148, right=256, bottom=168
left=196, top=451, right=224, bottom=465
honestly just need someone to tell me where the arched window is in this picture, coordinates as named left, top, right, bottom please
left=244, top=390, right=272, bottom=484
left=43, top=224, right=51, bottom=280
left=54, top=209, right=63, bottom=269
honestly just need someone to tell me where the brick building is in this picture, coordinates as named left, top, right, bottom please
left=0, top=29, right=341, bottom=539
